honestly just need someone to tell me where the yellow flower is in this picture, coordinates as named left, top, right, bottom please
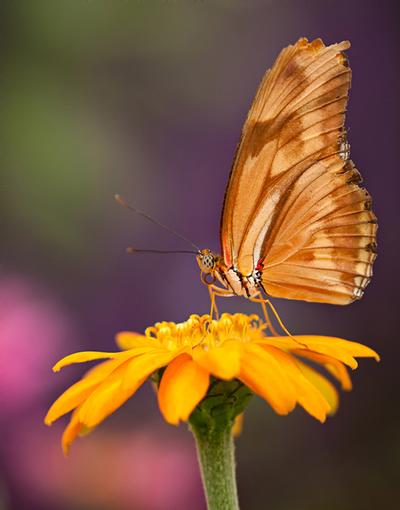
left=45, top=313, right=379, bottom=454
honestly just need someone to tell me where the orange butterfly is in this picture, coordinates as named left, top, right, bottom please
left=119, top=37, right=377, bottom=328
left=195, top=37, right=377, bottom=315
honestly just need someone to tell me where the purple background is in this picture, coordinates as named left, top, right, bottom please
left=1, top=1, right=398, bottom=509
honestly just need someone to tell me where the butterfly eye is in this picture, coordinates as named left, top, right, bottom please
left=197, top=253, right=216, bottom=272
left=204, top=255, right=215, bottom=269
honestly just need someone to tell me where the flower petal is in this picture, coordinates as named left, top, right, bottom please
left=46, top=380, right=98, bottom=426
left=297, top=336, right=379, bottom=367
left=232, top=413, right=244, bottom=437
left=52, top=350, right=133, bottom=372
left=193, top=340, right=241, bottom=380
left=115, top=332, right=155, bottom=350
left=121, top=350, right=176, bottom=391
left=61, top=409, right=84, bottom=456
left=158, top=353, right=210, bottom=425
left=239, top=344, right=297, bottom=415
left=296, top=360, right=339, bottom=415
left=77, top=350, right=175, bottom=428
left=45, top=357, right=127, bottom=425
left=263, top=346, right=331, bottom=422
left=258, top=336, right=379, bottom=369
left=293, top=350, right=352, bottom=390
left=76, top=363, right=131, bottom=428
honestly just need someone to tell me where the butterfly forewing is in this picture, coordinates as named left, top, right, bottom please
left=220, top=38, right=377, bottom=304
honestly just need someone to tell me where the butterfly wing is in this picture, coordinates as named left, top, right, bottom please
left=220, top=38, right=377, bottom=304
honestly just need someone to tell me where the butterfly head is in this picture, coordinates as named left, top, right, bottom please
left=196, top=249, right=218, bottom=274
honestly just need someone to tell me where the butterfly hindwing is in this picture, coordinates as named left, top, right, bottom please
left=261, top=158, right=377, bottom=304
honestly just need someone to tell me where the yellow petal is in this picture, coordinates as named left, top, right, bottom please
left=296, top=360, right=339, bottom=415
left=115, top=332, right=155, bottom=350
left=52, top=350, right=133, bottom=372
left=296, top=336, right=379, bottom=367
left=193, top=340, right=241, bottom=380
left=264, top=346, right=331, bottom=422
left=158, top=353, right=210, bottom=425
left=46, top=380, right=98, bottom=426
left=239, top=343, right=297, bottom=415
left=122, top=350, right=176, bottom=390
left=45, top=357, right=126, bottom=425
left=232, top=413, right=244, bottom=437
left=258, top=336, right=379, bottom=369
left=293, top=350, right=352, bottom=391
left=76, top=363, right=131, bottom=428
left=77, top=350, right=174, bottom=428
left=61, top=409, right=84, bottom=456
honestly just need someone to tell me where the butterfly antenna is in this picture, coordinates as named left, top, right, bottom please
left=126, top=248, right=198, bottom=255
left=114, top=194, right=200, bottom=251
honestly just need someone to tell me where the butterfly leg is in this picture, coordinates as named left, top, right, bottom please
left=249, top=293, right=280, bottom=336
left=249, top=295, right=307, bottom=347
left=207, top=284, right=235, bottom=320
left=208, top=286, right=219, bottom=320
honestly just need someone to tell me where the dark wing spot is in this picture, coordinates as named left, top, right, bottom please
left=339, top=51, right=350, bottom=68
left=347, top=169, right=363, bottom=185
left=365, top=242, right=377, bottom=253
left=364, top=200, right=372, bottom=211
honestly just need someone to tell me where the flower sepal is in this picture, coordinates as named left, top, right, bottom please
left=188, top=378, right=252, bottom=433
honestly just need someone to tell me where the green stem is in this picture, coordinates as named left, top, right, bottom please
left=188, top=379, right=251, bottom=509
left=191, top=421, right=239, bottom=510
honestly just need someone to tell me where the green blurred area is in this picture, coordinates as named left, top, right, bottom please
left=1, top=0, right=258, bottom=271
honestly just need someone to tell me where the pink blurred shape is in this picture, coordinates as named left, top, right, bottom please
left=1, top=275, right=204, bottom=510
left=12, top=426, right=204, bottom=510
left=0, top=274, right=73, bottom=415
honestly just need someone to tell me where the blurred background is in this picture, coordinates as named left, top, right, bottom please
left=1, top=1, right=398, bottom=509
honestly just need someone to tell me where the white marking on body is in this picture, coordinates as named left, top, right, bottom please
left=222, top=268, right=260, bottom=298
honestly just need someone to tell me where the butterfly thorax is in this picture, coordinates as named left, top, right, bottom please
left=197, top=249, right=262, bottom=298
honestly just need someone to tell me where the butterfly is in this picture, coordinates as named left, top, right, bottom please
left=195, top=37, right=377, bottom=311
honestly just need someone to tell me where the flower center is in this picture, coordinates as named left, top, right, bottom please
left=144, top=313, right=264, bottom=351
